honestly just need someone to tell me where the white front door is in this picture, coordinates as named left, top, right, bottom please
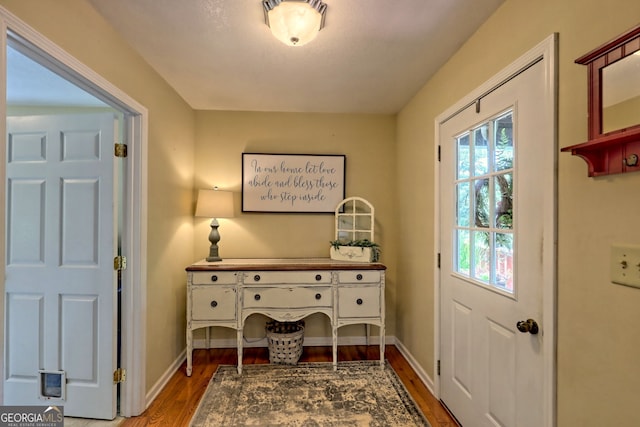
left=4, top=113, right=118, bottom=420
left=438, top=39, right=556, bottom=426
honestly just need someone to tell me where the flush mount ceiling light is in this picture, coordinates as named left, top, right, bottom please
left=263, top=0, right=327, bottom=47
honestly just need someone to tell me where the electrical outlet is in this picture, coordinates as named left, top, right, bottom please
left=610, top=244, right=640, bottom=289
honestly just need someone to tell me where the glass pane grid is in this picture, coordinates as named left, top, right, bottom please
left=335, top=198, right=374, bottom=243
left=453, top=111, right=514, bottom=293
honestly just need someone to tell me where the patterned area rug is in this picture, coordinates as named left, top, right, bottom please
left=190, top=361, right=431, bottom=427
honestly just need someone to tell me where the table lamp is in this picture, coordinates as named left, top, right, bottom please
left=195, top=188, right=234, bottom=262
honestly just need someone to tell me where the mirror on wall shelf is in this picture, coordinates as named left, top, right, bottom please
left=602, top=51, right=640, bottom=134
left=562, top=24, right=640, bottom=177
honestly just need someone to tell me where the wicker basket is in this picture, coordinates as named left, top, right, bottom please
left=265, top=320, right=305, bottom=365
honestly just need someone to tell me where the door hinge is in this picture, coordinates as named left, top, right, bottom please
left=114, top=143, right=128, bottom=158
left=437, top=253, right=441, bottom=269
left=114, top=255, right=127, bottom=271
left=438, top=145, right=441, bottom=162
left=113, top=368, right=126, bottom=384
left=437, top=360, right=441, bottom=376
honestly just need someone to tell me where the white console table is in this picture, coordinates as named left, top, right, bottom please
left=186, top=258, right=386, bottom=375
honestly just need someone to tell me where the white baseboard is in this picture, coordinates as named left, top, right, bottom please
left=193, top=334, right=395, bottom=349
left=145, top=349, right=186, bottom=409
left=393, top=338, right=436, bottom=396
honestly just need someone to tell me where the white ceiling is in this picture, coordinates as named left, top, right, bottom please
left=7, top=0, right=506, bottom=113
left=86, top=0, right=505, bottom=114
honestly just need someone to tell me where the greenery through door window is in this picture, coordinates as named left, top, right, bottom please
left=454, top=111, right=514, bottom=292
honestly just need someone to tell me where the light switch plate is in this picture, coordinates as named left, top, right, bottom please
left=610, top=244, right=640, bottom=289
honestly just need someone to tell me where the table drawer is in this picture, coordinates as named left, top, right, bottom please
left=191, top=271, right=238, bottom=285
left=244, top=271, right=331, bottom=284
left=243, top=286, right=332, bottom=308
left=337, top=286, right=381, bottom=318
left=191, top=286, right=236, bottom=320
left=337, top=271, right=381, bottom=284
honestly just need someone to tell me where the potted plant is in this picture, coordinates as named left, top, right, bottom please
left=330, top=239, right=380, bottom=262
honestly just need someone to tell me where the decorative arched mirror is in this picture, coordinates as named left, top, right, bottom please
left=562, top=24, right=640, bottom=176
left=329, top=197, right=379, bottom=262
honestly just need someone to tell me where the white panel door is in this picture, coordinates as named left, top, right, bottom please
left=439, top=57, right=554, bottom=427
left=4, top=113, right=118, bottom=420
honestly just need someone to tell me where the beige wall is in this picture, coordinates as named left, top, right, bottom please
left=193, top=111, right=397, bottom=339
left=397, top=0, right=640, bottom=425
left=0, top=0, right=197, bottom=391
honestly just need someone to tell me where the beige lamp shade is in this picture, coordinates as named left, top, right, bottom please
left=195, top=189, right=234, bottom=218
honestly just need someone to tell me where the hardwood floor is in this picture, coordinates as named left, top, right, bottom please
left=120, top=345, right=458, bottom=426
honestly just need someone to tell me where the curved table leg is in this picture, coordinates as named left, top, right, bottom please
left=332, top=326, right=338, bottom=370
left=379, top=323, right=385, bottom=368
left=237, top=328, right=243, bottom=374
left=186, top=327, right=193, bottom=377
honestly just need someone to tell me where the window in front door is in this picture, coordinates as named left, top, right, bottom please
left=454, top=110, right=514, bottom=293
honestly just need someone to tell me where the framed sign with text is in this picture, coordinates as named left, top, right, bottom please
left=242, top=153, right=346, bottom=213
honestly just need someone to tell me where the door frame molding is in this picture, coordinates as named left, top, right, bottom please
left=433, top=33, right=558, bottom=426
left=0, top=7, right=148, bottom=416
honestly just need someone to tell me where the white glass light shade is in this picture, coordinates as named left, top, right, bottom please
left=195, top=189, right=234, bottom=218
left=264, top=0, right=327, bottom=47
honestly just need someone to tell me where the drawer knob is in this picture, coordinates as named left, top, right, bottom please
left=254, top=274, right=261, bottom=282
left=356, top=298, right=363, bottom=305
left=211, top=275, right=218, bottom=282
left=254, top=294, right=261, bottom=301
left=210, top=300, right=218, bottom=308
left=356, top=274, right=363, bottom=281
left=315, top=293, right=322, bottom=300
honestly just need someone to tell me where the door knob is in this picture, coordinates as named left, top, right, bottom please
left=516, top=318, right=539, bottom=335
